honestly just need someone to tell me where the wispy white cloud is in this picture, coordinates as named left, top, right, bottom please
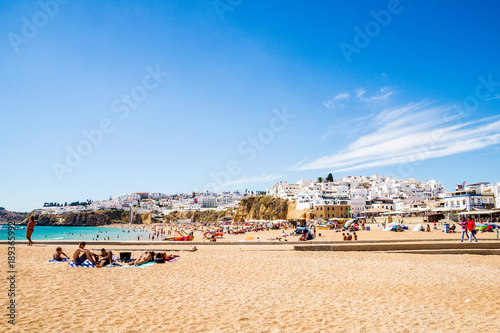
left=361, top=87, right=395, bottom=103
left=335, top=93, right=350, bottom=100
left=296, top=101, right=500, bottom=172
left=486, top=94, right=500, bottom=102
left=223, top=174, right=282, bottom=187
left=323, top=93, right=351, bottom=109
left=356, top=88, right=366, bottom=98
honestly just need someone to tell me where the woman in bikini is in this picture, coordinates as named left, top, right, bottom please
left=130, top=251, right=155, bottom=266
left=26, top=216, right=36, bottom=246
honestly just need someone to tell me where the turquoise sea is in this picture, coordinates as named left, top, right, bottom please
left=0, top=225, right=154, bottom=241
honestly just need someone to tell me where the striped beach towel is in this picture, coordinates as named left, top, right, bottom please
left=68, top=260, right=95, bottom=268
left=49, top=259, right=68, bottom=262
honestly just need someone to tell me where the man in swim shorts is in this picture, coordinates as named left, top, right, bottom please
left=97, top=248, right=115, bottom=266
left=73, top=242, right=100, bottom=267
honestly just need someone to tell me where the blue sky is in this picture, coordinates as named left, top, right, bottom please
left=1, top=0, right=500, bottom=212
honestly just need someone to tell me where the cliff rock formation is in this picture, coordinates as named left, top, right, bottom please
left=28, top=210, right=130, bottom=226
left=233, top=196, right=313, bottom=222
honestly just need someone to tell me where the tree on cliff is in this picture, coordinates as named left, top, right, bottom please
left=318, top=177, right=323, bottom=183
left=326, top=173, right=334, bottom=182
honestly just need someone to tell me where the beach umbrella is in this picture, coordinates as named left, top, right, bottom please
left=475, top=223, right=488, bottom=231
left=383, top=222, right=404, bottom=232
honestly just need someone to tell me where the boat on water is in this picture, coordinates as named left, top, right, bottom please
left=0, top=225, right=27, bottom=230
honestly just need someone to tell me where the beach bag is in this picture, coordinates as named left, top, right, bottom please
left=154, top=257, right=165, bottom=264
left=120, top=252, right=131, bottom=261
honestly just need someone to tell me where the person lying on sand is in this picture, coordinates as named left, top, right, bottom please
left=73, top=242, right=101, bottom=267
left=155, top=252, right=180, bottom=261
left=53, top=247, right=69, bottom=261
left=129, top=251, right=155, bottom=266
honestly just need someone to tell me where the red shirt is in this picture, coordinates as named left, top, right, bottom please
left=467, top=220, right=475, bottom=232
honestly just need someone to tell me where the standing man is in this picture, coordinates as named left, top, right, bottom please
left=468, top=218, right=478, bottom=243
left=460, top=218, right=469, bottom=243
left=26, top=216, right=36, bottom=246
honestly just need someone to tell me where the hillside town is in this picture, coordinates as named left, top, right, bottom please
left=33, top=175, right=500, bottom=221
left=34, top=191, right=255, bottom=216
left=267, top=175, right=500, bottom=220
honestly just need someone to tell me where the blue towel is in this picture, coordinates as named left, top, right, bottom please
left=68, top=260, right=121, bottom=268
left=68, top=260, right=95, bottom=268
left=49, top=259, right=68, bottom=262
left=122, top=262, right=156, bottom=268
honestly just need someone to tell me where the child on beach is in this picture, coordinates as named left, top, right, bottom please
left=53, top=247, right=69, bottom=261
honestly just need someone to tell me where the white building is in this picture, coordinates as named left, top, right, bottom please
left=494, top=183, right=500, bottom=209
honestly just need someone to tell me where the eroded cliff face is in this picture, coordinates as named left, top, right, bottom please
left=164, top=210, right=230, bottom=223
left=233, top=196, right=313, bottom=222
left=134, top=212, right=152, bottom=224
left=29, top=210, right=130, bottom=226
left=0, top=208, right=27, bottom=224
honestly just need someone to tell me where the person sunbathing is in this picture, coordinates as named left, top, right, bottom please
left=130, top=251, right=155, bottom=266
left=73, top=242, right=101, bottom=267
left=353, top=232, right=357, bottom=241
left=347, top=233, right=353, bottom=241
left=425, top=224, right=431, bottom=232
left=53, top=247, right=69, bottom=261
left=343, top=233, right=347, bottom=241
left=155, top=252, right=180, bottom=261
left=98, top=248, right=115, bottom=266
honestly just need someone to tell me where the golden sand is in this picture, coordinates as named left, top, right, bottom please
left=1, top=233, right=500, bottom=333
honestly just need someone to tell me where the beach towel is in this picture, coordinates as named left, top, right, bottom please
left=68, top=260, right=95, bottom=268
left=165, top=257, right=179, bottom=263
left=121, top=262, right=156, bottom=268
left=67, top=260, right=120, bottom=268
left=49, top=259, right=68, bottom=262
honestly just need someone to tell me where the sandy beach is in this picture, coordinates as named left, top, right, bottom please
left=110, top=222, right=500, bottom=243
left=2, top=235, right=500, bottom=333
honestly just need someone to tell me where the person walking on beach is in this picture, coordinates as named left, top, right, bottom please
left=468, top=218, right=478, bottom=243
left=26, top=216, right=36, bottom=246
left=460, top=218, right=469, bottom=242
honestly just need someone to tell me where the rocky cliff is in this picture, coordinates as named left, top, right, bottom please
left=28, top=210, right=130, bottom=226
left=164, top=209, right=230, bottom=223
left=0, top=208, right=27, bottom=224
left=233, top=196, right=313, bottom=222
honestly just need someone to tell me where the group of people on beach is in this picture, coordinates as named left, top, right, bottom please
left=342, top=232, right=357, bottom=241
left=52, top=242, right=179, bottom=267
